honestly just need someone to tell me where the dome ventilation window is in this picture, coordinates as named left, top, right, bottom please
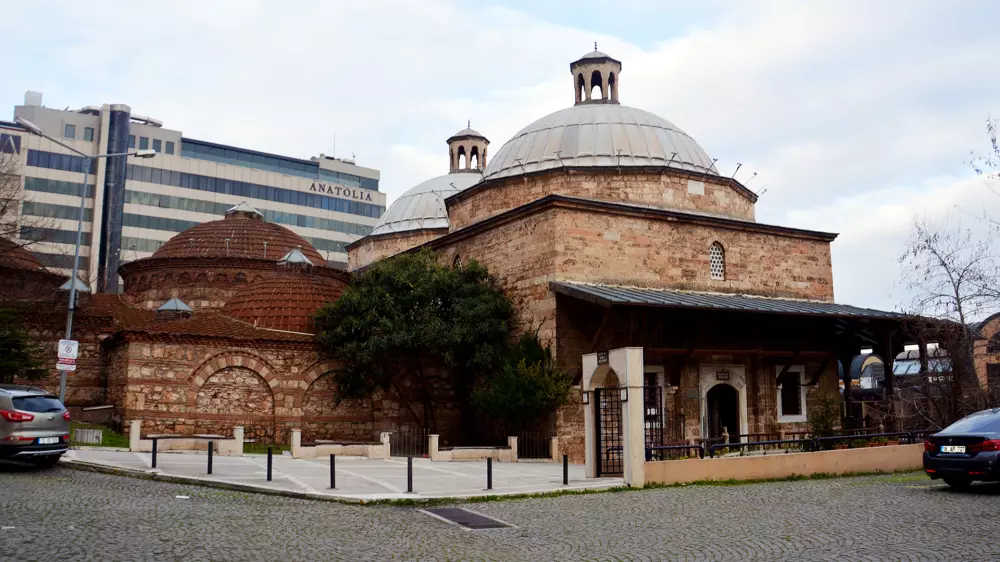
left=224, top=201, right=264, bottom=220
left=59, top=275, right=91, bottom=293
left=156, top=297, right=193, bottom=321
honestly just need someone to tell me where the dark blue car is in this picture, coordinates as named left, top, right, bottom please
left=924, top=408, right=1000, bottom=488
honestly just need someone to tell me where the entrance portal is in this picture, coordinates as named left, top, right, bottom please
left=706, top=384, right=740, bottom=442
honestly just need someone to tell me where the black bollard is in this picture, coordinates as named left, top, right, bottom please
left=207, top=441, right=213, bottom=474
left=152, top=438, right=158, bottom=469
left=330, top=454, right=336, bottom=489
left=266, top=447, right=273, bottom=481
left=487, top=457, right=493, bottom=490
left=563, top=454, right=568, bottom=485
left=407, top=455, right=413, bottom=493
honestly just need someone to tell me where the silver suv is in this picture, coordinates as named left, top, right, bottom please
left=0, top=384, right=70, bottom=467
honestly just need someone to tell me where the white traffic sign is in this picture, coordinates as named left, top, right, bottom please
left=56, top=357, right=76, bottom=372
left=58, top=339, right=79, bottom=360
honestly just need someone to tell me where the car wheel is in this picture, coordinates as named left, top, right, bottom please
left=943, top=477, right=972, bottom=489
left=31, top=456, right=61, bottom=469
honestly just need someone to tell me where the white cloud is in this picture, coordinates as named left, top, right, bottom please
left=2, top=0, right=998, bottom=312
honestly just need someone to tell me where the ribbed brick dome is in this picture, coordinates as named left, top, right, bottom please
left=221, top=272, right=347, bottom=333
left=151, top=206, right=324, bottom=263
left=0, top=238, right=46, bottom=271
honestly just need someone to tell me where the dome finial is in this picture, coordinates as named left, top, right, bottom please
left=467, top=119, right=470, bottom=128
left=595, top=41, right=598, bottom=51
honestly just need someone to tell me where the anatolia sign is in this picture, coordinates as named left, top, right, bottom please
left=715, top=370, right=730, bottom=381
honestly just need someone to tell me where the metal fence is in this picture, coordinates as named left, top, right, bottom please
left=389, top=428, right=428, bottom=457
left=242, top=423, right=279, bottom=455
left=517, top=430, right=553, bottom=459
left=705, top=431, right=927, bottom=458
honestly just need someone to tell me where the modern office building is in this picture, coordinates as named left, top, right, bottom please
left=1, top=91, right=382, bottom=291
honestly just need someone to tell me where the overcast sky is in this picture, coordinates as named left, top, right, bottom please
left=3, top=0, right=999, bottom=312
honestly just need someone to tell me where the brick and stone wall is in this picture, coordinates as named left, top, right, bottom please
left=550, top=206, right=834, bottom=301
left=348, top=229, right=447, bottom=272
left=121, top=264, right=270, bottom=310
left=975, top=315, right=1000, bottom=391
left=447, top=168, right=756, bottom=232
left=105, top=338, right=455, bottom=444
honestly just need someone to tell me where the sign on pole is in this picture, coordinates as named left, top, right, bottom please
left=57, top=339, right=78, bottom=371
left=58, top=339, right=78, bottom=360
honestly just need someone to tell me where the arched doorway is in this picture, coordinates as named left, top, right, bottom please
left=706, top=384, right=740, bottom=442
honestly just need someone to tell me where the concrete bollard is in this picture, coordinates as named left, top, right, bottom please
left=551, top=437, right=560, bottom=462
left=507, top=436, right=518, bottom=463
left=428, top=434, right=440, bottom=461
left=129, top=420, right=141, bottom=452
left=380, top=431, right=391, bottom=459
left=290, top=428, right=302, bottom=458
left=233, top=426, right=245, bottom=457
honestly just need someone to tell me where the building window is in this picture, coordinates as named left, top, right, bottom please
left=128, top=135, right=136, bottom=149
left=776, top=366, right=807, bottom=423
left=988, top=335, right=1000, bottom=354
left=988, top=364, right=1000, bottom=389
left=64, top=124, right=76, bottom=139
left=709, top=242, right=725, bottom=280
left=83, top=127, right=94, bottom=142
left=152, top=139, right=162, bottom=153
left=139, top=137, right=149, bottom=150
left=165, top=141, right=174, bottom=155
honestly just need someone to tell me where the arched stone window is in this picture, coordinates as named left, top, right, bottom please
left=709, top=242, right=725, bottom=281
left=577, top=73, right=586, bottom=103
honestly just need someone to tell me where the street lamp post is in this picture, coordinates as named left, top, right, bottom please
left=15, top=117, right=156, bottom=402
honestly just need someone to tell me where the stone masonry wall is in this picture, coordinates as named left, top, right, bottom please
left=123, top=264, right=279, bottom=310
left=975, top=315, right=1000, bottom=390
left=432, top=209, right=560, bottom=346
left=448, top=168, right=756, bottom=231
left=115, top=340, right=398, bottom=444
left=552, top=207, right=834, bottom=301
left=348, top=229, right=446, bottom=272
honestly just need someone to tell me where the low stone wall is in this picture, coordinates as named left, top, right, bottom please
left=429, top=434, right=518, bottom=462
left=645, top=444, right=924, bottom=485
left=128, top=420, right=243, bottom=456
left=290, top=429, right=390, bottom=459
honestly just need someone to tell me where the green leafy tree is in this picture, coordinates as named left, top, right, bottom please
left=0, top=309, right=47, bottom=384
left=472, top=333, right=573, bottom=434
left=314, top=250, right=516, bottom=433
left=808, top=392, right=842, bottom=449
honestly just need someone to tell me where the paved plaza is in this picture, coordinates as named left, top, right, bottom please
left=3, top=462, right=1000, bottom=561
left=63, top=449, right=621, bottom=500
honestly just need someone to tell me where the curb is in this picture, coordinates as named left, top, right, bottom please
left=60, top=459, right=626, bottom=506
left=62, top=459, right=366, bottom=505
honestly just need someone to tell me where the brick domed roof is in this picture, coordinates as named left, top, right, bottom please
left=151, top=205, right=324, bottom=263
left=221, top=272, right=346, bottom=333
left=0, top=238, right=46, bottom=271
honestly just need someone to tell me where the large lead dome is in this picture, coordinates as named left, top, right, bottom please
left=482, top=48, right=718, bottom=182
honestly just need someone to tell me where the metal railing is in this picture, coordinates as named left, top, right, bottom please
left=389, top=428, right=428, bottom=457
left=517, top=430, right=553, bottom=459
left=703, top=431, right=927, bottom=458
left=646, top=444, right=706, bottom=461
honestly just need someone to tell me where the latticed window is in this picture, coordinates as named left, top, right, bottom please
left=709, top=242, right=725, bottom=280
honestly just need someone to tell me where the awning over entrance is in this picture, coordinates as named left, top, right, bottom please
left=549, top=281, right=908, bottom=320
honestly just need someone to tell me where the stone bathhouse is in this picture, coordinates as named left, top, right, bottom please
left=4, top=205, right=421, bottom=445
left=348, top=49, right=996, bottom=467
left=6, top=49, right=998, bottom=467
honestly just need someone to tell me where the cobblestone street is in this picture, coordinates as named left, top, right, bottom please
left=2, top=464, right=999, bottom=561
